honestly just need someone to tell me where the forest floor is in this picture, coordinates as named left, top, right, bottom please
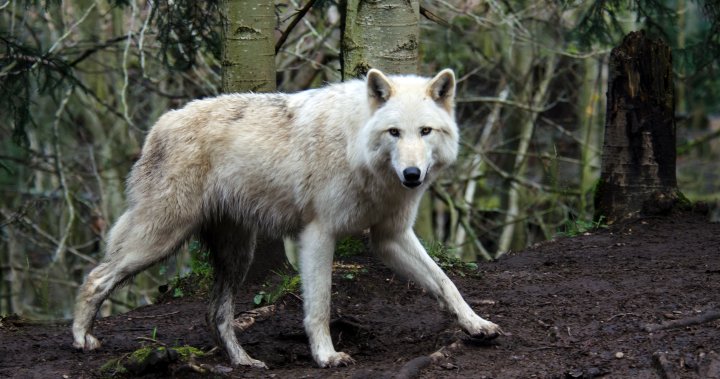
left=1, top=211, right=719, bottom=379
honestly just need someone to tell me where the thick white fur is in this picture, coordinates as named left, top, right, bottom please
left=72, top=69, right=501, bottom=369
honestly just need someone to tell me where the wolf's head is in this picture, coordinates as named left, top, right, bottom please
left=358, top=69, right=460, bottom=189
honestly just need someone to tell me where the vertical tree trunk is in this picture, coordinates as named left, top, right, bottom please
left=341, top=0, right=419, bottom=79
left=222, top=0, right=276, bottom=92
left=222, top=0, right=287, bottom=281
left=595, top=31, right=681, bottom=223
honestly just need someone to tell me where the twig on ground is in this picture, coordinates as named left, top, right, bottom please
left=126, top=311, right=180, bottom=320
left=233, top=305, right=277, bottom=332
left=643, top=309, right=720, bottom=332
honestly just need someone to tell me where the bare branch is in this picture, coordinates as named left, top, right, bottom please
left=276, top=0, right=317, bottom=54
left=51, top=86, right=76, bottom=264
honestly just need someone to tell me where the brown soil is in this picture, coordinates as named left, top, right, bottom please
left=1, top=212, right=719, bottom=378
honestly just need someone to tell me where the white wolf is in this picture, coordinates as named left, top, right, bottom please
left=72, top=68, right=501, bottom=368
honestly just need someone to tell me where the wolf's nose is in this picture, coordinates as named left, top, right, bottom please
left=403, top=167, right=421, bottom=182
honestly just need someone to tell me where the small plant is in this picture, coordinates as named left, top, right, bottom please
left=188, top=240, right=212, bottom=277
left=557, top=216, right=607, bottom=238
left=253, top=271, right=301, bottom=306
left=99, top=344, right=206, bottom=376
left=422, top=240, right=479, bottom=277
left=159, top=241, right=213, bottom=300
left=335, top=236, right=366, bottom=258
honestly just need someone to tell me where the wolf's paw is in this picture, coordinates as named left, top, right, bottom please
left=236, top=358, right=268, bottom=369
left=461, top=317, right=503, bottom=341
left=317, top=351, right=355, bottom=368
left=228, top=350, right=268, bottom=369
left=73, top=333, right=101, bottom=351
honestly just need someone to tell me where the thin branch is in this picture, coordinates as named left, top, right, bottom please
left=138, top=1, right=153, bottom=78
left=457, top=96, right=551, bottom=113
left=0, top=209, right=97, bottom=264
left=51, top=86, right=76, bottom=263
left=67, top=35, right=130, bottom=67
left=276, top=0, right=317, bottom=54
left=420, top=5, right=451, bottom=28
left=43, top=0, right=99, bottom=58
left=678, top=128, right=720, bottom=154
left=643, top=309, right=720, bottom=332
left=121, top=0, right=139, bottom=131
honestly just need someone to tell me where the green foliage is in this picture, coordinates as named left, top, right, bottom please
left=422, top=240, right=479, bottom=277
left=150, top=0, right=222, bottom=71
left=253, top=272, right=301, bottom=307
left=335, top=236, right=366, bottom=258
left=172, top=345, right=205, bottom=361
left=162, top=241, right=212, bottom=300
left=187, top=240, right=212, bottom=278
left=99, top=356, right=128, bottom=375
left=100, top=344, right=205, bottom=376
left=557, top=216, right=608, bottom=238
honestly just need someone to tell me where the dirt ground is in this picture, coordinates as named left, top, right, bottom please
left=1, top=211, right=719, bottom=378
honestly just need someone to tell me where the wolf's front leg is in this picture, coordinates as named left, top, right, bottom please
left=299, top=222, right=355, bottom=368
left=372, top=227, right=502, bottom=340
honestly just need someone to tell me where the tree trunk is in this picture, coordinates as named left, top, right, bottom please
left=595, top=31, right=681, bottom=223
left=341, top=0, right=419, bottom=79
left=222, top=0, right=287, bottom=282
left=222, top=0, right=276, bottom=92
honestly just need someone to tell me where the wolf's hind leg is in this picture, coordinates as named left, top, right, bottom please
left=371, top=227, right=502, bottom=340
left=72, top=210, right=193, bottom=351
left=202, top=221, right=266, bottom=368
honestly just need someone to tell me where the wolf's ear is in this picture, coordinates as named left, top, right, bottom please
left=427, top=69, right=456, bottom=113
left=367, top=69, right=394, bottom=109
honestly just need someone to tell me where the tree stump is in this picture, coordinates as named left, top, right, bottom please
left=595, top=31, right=683, bottom=223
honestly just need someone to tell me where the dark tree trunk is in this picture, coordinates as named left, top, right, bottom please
left=595, top=31, right=683, bottom=223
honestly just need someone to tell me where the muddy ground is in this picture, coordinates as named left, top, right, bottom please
left=1, top=211, right=719, bottom=378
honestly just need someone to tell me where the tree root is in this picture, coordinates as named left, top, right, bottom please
left=643, top=309, right=720, bottom=332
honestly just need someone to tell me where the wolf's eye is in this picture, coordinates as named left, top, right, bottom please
left=388, top=128, right=400, bottom=137
left=420, top=127, right=432, bottom=136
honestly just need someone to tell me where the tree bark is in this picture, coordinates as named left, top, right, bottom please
left=221, top=0, right=287, bottom=282
left=595, top=31, right=681, bottom=223
left=221, top=0, right=276, bottom=92
left=341, top=0, right=419, bottom=79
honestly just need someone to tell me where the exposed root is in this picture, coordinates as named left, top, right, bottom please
left=643, top=309, right=720, bottom=332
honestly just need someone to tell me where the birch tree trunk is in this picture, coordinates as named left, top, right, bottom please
left=341, top=0, right=419, bottom=78
left=594, top=31, right=681, bottom=223
left=222, top=0, right=276, bottom=92
left=222, top=0, right=287, bottom=281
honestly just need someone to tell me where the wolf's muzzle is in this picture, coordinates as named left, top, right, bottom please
left=402, top=167, right=422, bottom=188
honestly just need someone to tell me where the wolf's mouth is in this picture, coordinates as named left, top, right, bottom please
left=402, top=180, right=422, bottom=188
